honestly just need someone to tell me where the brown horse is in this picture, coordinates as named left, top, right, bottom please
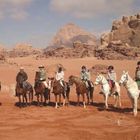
left=16, top=81, right=33, bottom=107
left=69, top=75, right=94, bottom=108
left=34, top=81, right=50, bottom=106
left=51, top=78, right=70, bottom=108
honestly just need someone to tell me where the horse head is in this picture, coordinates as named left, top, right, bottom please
left=94, top=74, right=104, bottom=85
left=68, top=75, right=75, bottom=85
left=119, top=71, right=129, bottom=85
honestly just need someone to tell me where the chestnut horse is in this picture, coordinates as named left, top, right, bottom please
left=51, top=78, right=70, bottom=108
left=34, top=81, right=50, bottom=106
left=16, top=81, right=33, bottom=107
left=69, top=75, right=94, bottom=108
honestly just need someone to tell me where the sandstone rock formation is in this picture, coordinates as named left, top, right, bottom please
left=44, top=41, right=96, bottom=58
left=8, top=43, right=42, bottom=57
left=48, top=23, right=97, bottom=48
left=98, top=13, right=140, bottom=60
left=101, top=13, right=140, bottom=48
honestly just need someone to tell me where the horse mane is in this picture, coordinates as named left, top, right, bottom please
left=127, top=73, right=135, bottom=83
left=69, top=75, right=82, bottom=82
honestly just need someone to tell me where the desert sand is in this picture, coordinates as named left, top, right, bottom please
left=0, top=56, right=140, bottom=140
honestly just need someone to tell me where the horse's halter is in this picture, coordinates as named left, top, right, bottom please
left=69, top=77, right=74, bottom=85
left=120, top=74, right=128, bottom=84
left=95, top=75, right=103, bottom=85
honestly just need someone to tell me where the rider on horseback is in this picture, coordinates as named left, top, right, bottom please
left=36, top=65, right=48, bottom=88
left=16, top=67, right=28, bottom=88
left=135, top=61, right=140, bottom=89
left=106, top=65, right=116, bottom=95
left=16, top=67, right=28, bottom=96
left=80, top=65, right=91, bottom=88
left=55, top=67, right=66, bottom=91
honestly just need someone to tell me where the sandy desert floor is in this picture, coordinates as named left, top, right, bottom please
left=0, top=56, right=140, bottom=140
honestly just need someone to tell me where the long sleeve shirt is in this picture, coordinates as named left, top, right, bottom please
left=106, top=70, right=116, bottom=82
left=55, top=71, right=64, bottom=81
left=80, top=71, right=90, bottom=81
left=135, top=67, right=140, bottom=80
left=16, top=71, right=28, bottom=83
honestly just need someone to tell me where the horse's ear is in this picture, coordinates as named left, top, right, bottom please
left=126, top=71, right=128, bottom=75
left=123, top=71, right=125, bottom=74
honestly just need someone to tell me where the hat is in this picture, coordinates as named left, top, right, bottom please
left=39, top=65, right=44, bottom=68
left=108, top=65, right=114, bottom=70
left=81, top=65, right=86, bottom=69
left=137, top=61, right=140, bottom=65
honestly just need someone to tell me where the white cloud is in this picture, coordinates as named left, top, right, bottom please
left=50, top=0, right=136, bottom=19
left=0, top=0, right=33, bottom=20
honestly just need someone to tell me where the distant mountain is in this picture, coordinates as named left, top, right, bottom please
left=48, top=23, right=97, bottom=48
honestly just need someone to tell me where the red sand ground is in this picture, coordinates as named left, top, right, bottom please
left=0, top=57, right=140, bottom=140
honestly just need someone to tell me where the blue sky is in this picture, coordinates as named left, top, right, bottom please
left=0, top=0, right=139, bottom=48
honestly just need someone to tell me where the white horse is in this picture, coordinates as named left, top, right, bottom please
left=119, top=71, right=140, bottom=116
left=94, top=74, right=121, bottom=109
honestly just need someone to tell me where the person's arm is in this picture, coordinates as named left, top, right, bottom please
left=25, top=72, right=28, bottom=80
left=16, top=73, right=19, bottom=82
left=87, top=71, right=91, bottom=80
left=112, top=72, right=116, bottom=82
left=55, top=72, right=59, bottom=80
left=80, top=72, right=83, bottom=80
left=106, top=73, right=110, bottom=80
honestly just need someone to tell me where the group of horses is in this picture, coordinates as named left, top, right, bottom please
left=15, top=71, right=140, bottom=116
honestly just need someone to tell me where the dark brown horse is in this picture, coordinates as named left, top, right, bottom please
left=34, top=81, right=50, bottom=106
left=16, top=81, right=33, bottom=107
left=51, top=78, right=70, bottom=108
left=69, top=75, right=94, bottom=108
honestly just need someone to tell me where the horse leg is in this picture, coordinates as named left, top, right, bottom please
left=104, top=94, right=108, bottom=109
left=22, top=94, right=25, bottom=106
left=40, top=93, right=43, bottom=106
left=24, top=94, right=28, bottom=106
left=113, top=94, right=118, bottom=108
left=37, top=94, right=40, bottom=106
left=66, top=91, right=70, bottom=106
left=77, top=94, right=80, bottom=106
left=86, top=91, right=90, bottom=105
left=116, top=93, right=122, bottom=108
left=83, top=94, right=86, bottom=108
left=18, top=94, right=22, bottom=108
left=44, top=94, right=47, bottom=106
left=29, top=89, right=33, bottom=105
left=62, top=92, right=66, bottom=107
left=48, top=90, right=51, bottom=103
left=133, top=97, right=138, bottom=116
left=90, top=88, right=94, bottom=104
left=55, top=95, right=58, bottom=108
left=59, top=94, right=62, bottom=107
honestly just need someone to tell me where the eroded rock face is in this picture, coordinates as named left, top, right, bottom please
left=44, top=41, right=96, bottom=58
left=97, top=13, right=140, bottom=60
left=101, top=13, right=140, bottom=48
left=8, top=44, right=42, bottom=57
left=95, top=41, right=140, bottom=60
